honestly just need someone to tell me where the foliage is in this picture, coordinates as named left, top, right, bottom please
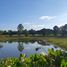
left=0, top=49, right=67, bottom=67
left=0, top=24, right=67, bottom=37
left=53, top=25, right=60, bottom=36
left=17, top=24, right=24, bottom=36
left=17, top=24, right=24, bottom=32
left=24, top=29, right=29, bottom=37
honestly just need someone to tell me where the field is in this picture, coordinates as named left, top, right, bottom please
left=45, top=37, right=67, bottom=50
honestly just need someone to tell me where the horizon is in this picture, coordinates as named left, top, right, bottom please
left=0, top=0, right=67, bottom=30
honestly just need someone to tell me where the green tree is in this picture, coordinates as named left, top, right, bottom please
left=53, top=26, right=59, bottom=36
left=17, top=24, right=24, bottom=36
left=60, top=24, right=67, bottom=36
left=24, top=29, right=29, bottom=37
left=8, top=30, right=13, bottom=37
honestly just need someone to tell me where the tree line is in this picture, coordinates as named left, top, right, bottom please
left=0, top=24, right=67, bottom=37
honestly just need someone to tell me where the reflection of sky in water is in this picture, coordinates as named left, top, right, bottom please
left=0, top=42, right=65, bottom=58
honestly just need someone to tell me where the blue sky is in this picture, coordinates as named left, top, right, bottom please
left=0, top=0, right=67, bottom=30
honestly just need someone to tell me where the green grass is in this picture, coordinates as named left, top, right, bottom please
left=45, top=37, right=67, bottom=50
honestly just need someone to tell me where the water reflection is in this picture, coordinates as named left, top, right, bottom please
left=0, top=39, right=65, bottom=59
left=35, top=47, right=41, bottom=51
left=30, top=40, right=36, bottom=43
left=37, top=40, right=49, bottom=46
left=54, top=45, right=58, bottom=48
left=0, top=44, right=3, bottom=48
left=8, top=40, right=13, bottom=43
left=17, top=41, right=24, bottom=52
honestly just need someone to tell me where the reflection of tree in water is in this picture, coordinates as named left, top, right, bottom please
left=30, top=40, right=36, bottom=44
left=8, top=40, right=13, bottom=43
left=0, top=44, right=3, bottom=48
left=17, top=41, right=24, bottom=52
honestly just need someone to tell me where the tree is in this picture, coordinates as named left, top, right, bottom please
left=45, top=29, right=53, bottom=36
left=40, top=28, right=46, bottom=36
left=17, top=24, right=24, bottom=36
left=8, top=30, right=13, bottom=36
left=2, top=30, right=7, bottom=35
left=53, top=26, right=59, bottom=36
left=0, top=30, right=3, bottom=35
left=60, top=24, right=67, bottom=36
left=24, top=29, right=29, bottom=37
left=29, top=29, right=36, bottom=36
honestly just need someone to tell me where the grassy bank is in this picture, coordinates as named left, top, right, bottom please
left=0, top=35, right=67, bottom=50
left=45, top=37, right=67, bottom=50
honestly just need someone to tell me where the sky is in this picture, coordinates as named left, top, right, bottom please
left=0, top=0, right=67, bottom=30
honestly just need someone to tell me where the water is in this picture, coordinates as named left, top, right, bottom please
left=0, top=41, right=63, bottom=58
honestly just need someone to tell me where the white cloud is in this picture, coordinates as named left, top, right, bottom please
left=39, top=16, right=56, bottom=20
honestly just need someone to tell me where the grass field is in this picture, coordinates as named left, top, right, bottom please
left=45, top=37, right=67, bottom=50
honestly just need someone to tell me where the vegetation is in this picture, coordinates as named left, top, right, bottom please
left=17, top=24, right=24, bottom=37
left=0, top=24, right=67, bottom=37
left=53, top=26, right=59, bottom=36
left=0, top=49, right=67, bottom=67
left=45, top=37, right=67, bottom=50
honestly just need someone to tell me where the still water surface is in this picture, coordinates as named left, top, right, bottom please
left=0, top=41, right=63, bottom=58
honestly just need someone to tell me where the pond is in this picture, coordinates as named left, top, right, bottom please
left=0, top=40, right=64, bottom=58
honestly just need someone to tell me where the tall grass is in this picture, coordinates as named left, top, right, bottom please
left=45, top=37, right=67, bottom=50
